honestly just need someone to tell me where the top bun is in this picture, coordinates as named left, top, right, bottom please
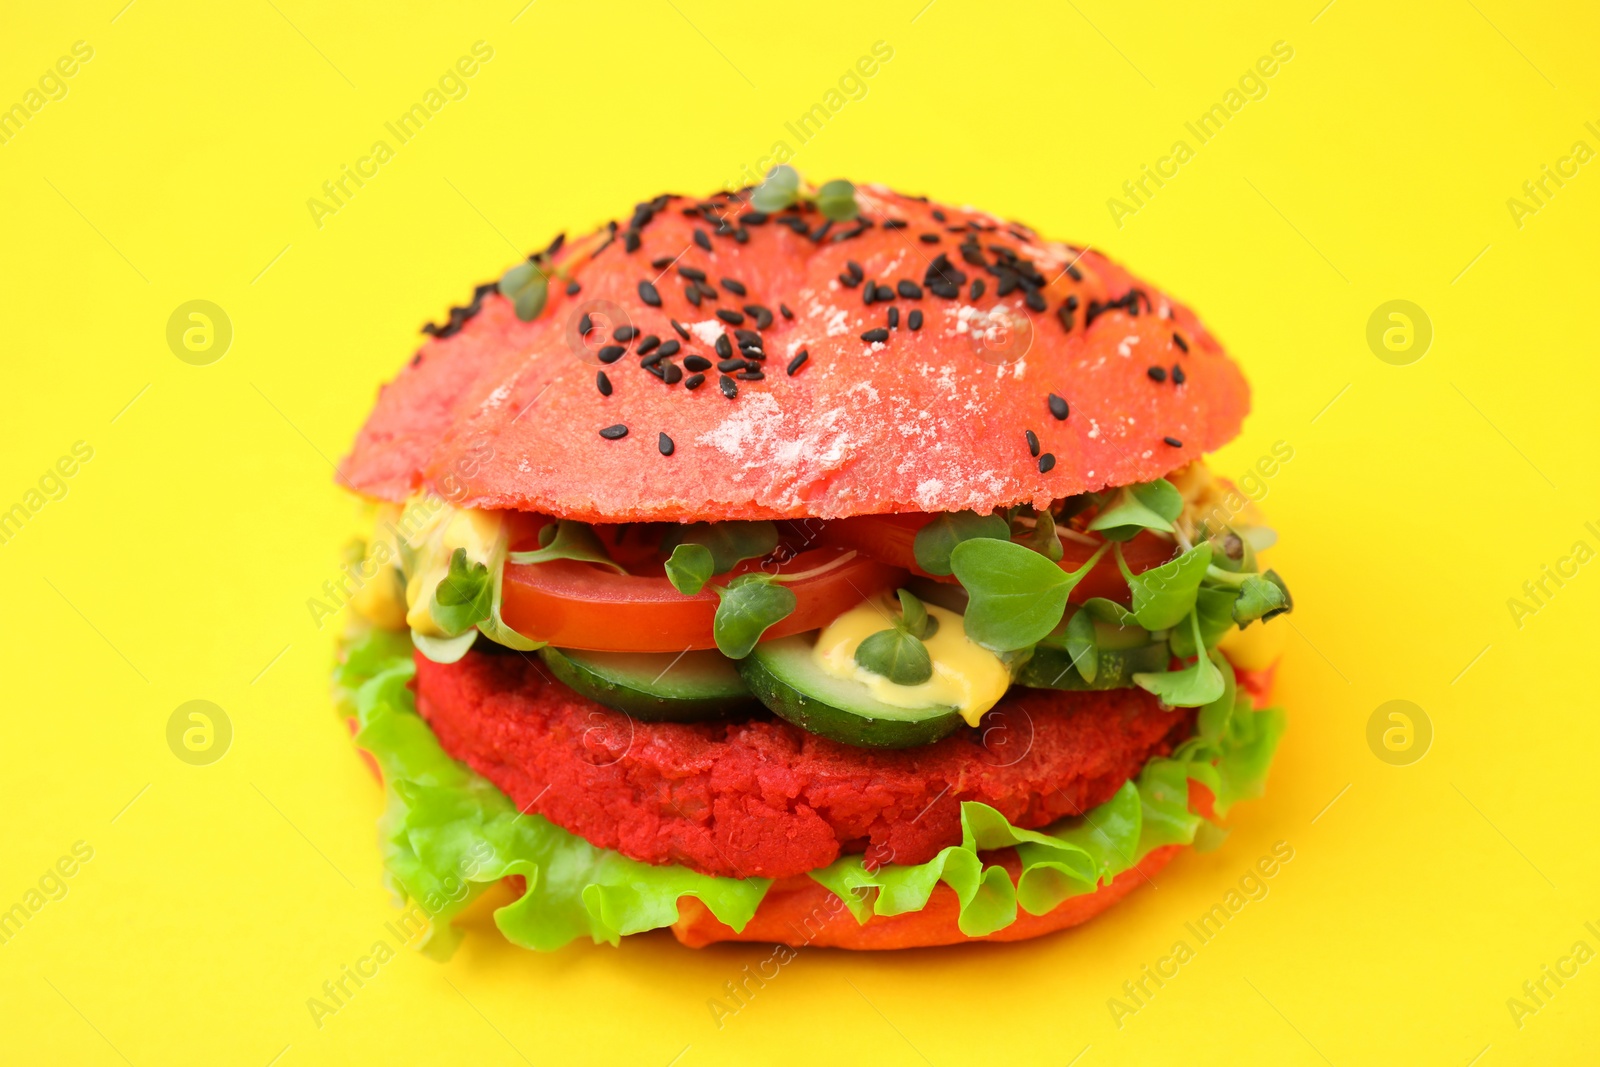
left=341, top=184, right=1249, bottom=522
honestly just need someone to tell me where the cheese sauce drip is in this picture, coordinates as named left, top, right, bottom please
left=402, top=503, right=503, bottom=636
left=813, top=598, right=1012, bottom=727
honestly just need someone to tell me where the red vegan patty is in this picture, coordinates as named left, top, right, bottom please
left=414, top=647, right=1195, bottom=880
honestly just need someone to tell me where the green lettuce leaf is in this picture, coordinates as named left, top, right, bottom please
left=336, top=621, right=1283, bottom=953
left=808, top=695, right=1284, bottom=936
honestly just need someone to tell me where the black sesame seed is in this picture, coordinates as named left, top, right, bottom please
left=780, top=303, right=794, bottom=320
left=897, top=280, right=923, bottom=300
left=1024, top=289, right=1047, bottom=312
left=1066, top=295, right=1079, bottom=311
left=684, top=285, right=703, bottom=308
left=746, top=304, right=773, bottom=329
left=658, top=432, right=674, bottom=456
left=565, top=281, right=581, bottom=296
left=599, top=424, right=628, bottom=440
left=715, top=308, right=744, bottom=325
left=638, top=280, right=662, bottom=307
left=598, top=345, right=626, bottom=363
left=969, top=279, right=986, bottom=300
left=887, top=307, right=900, bottom=329
left=721, top=278, right=747, bottom=296
left=596, top=371, right=613, bottom=396
left=810, top=220, right=833, bottom=242
left=1048, top=393, right=1069, bottom=420
left=743, top=211, right=768, bottom=225
left=714, top=335, right=732, bottom=359
left=908, top=309, right=923, bottom=331
left=693, top=230, right=712, bottom=251
left=636, top=335, right=660, bottom=355
left=719, top=375, right=738, bottom=399
left=734, top=329, right=762, bottom=348
left=1025, top=429, right=1040, bottom=457
left=739, top=345, right=765, bottom=361
left=1163, top=436, right=1183, bottom=448
left=839, top=272, right=861, bottom=288
left=787, top=349, right=809, bottom=375
left=1057, top=305, right=1074, bottom=331
left=919, top=233, right=940, bottom=243
left=737, top=369, right=765, bottom=381
left=862, top=283, right=876, bottom=307
left=578, top=313, right=593, bottom=335
left=928, top=280, right=959, bottom=299
left=678, top=265, right=706, bottom=282
left=846, top=260, right=864, bottom=280
left=644, top=360, right=666, bottom=380
left=641, top=350, right=665, bottom=368
left=662, top=362, right=683, bottom=385
left=650, top=256, right=673, bottom=269
left=1172, top=332, right=1189, bottom=353
left=861, top=327, right=889, bottom=343
left=1038, top=453, right=1056, bottom=474
left=684, top=355, right=711, bottom=372
left=1172, top=364, right=1186, bottom=385
left=670, top=319, right=690, bottom=340
left=883, top=219, right=907, bottom=230
left=657, top=340, right=681, bottom=358
left=684, top=373, right=706, bottom=390
left=695, top=281, right=718, bottom=300
left=717, top=358, right=745, bottom=372
left=931, top=209, right=946, bottom=222
left=623, top=230, right=640, bottom=253
left=614, top=325, right=638, bottom=342
left=1147, top=366, right=1168, bottom=383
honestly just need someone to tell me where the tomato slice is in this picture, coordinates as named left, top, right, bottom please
left=823, top=514, right=1178, bottom=603
left=821, top=514, right=933, bottom=576
left=501, top=547, right=905, bottom=652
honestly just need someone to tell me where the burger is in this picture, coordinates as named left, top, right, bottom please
left=330, top=171, right=1291, bottom=955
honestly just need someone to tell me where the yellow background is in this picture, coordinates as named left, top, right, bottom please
left=3, top=1, right=1597, bottom=1063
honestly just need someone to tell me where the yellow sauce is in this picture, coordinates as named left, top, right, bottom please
left=402, top=503, right=504, bottom=635
left=1218, top=615, right=1286, bottom=672
left=348, top=554, right=407, bottom=630
left=813, top=598, right=1012, bottom=727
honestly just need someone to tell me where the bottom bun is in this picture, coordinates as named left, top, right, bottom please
left=670, top=844, right=1182, bottom=950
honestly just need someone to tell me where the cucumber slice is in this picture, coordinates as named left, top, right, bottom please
left=539, top=646, right=754, bottom=722
left=738, top=635, right=966, bottom=748
left=1014, top=641, right=1171, bottom=691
